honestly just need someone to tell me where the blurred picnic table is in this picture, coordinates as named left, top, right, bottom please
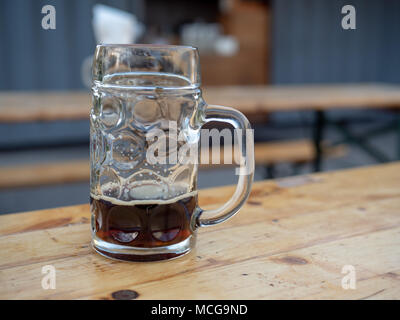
left=1, top=83, right=400, bottom=171
left=1, top=84, right=400, bottom=122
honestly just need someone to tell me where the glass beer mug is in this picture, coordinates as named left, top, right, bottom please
left=90, top=45, right=254, bottom=261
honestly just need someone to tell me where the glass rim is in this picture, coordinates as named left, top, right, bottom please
left=93, top=43, right=201, bottom=88
left=95, top=43, right=198, bottom=51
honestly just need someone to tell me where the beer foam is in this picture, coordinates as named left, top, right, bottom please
left=91, top=181, right=197, bottom=206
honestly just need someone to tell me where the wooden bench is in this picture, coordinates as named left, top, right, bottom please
left=0, top=160, right=90, bottom=189
left=0, top=140, right=346, bottom=189
left=200, top=139, right=345, bottom=168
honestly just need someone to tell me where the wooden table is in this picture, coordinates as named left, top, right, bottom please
left=0, top=163, right=399, bottom=299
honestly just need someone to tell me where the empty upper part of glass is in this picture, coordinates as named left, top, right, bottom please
left=92, top=44, right=201, bottom=90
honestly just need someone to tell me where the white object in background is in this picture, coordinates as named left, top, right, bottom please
left=180, top=22, right=238, bottom=56
left=92, top=4, right=144, bottom=44
left=181, top=23, right=221, bottom=54
left=82, top=5, right=145, bottom=88
left=81, top=55, right=93, bottom=88
left=215, top=35, right=239, bottom=56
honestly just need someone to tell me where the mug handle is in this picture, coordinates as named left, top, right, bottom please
left=195, top=105, right=254, bottom=228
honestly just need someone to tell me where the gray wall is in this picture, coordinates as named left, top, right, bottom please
left=0, top=0, right=399, bottom=88
left=271, top=0, right=400, bottom=84
left=0, top=0, right=144, bottom=90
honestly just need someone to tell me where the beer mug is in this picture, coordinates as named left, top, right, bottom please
left=90, top=45, right=254, bottom=261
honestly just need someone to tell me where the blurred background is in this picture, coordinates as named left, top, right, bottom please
left=0, top=0, right=399, bottom=214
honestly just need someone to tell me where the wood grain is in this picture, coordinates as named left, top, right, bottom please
left=0, top=163, right=399, bottom=299
left=1, top=84, right=400, bottom=123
